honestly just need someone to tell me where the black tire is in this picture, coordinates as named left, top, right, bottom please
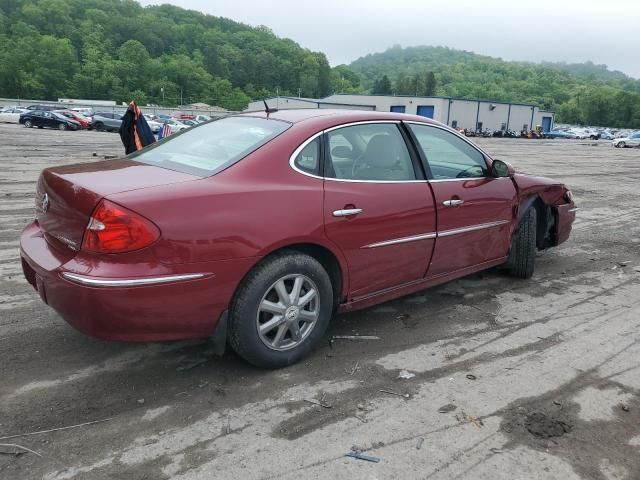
left=58, top=123, right=67, bottom=131
left=94, top=122, right=104, bottom=132
left=505, top=207, right=537, bottom=279
left=24, top=119, right=32, bottom=128
left=618, top=141, right=625, bottom=148
left=228, top=251, right=333, bottom=368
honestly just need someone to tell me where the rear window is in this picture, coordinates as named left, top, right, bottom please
left=131, top=116, right=291, bottom=176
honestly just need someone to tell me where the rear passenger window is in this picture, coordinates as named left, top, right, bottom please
left=326, top=123, right=416, bottom=181
left=408, top=124, right=488, bottom=179
left=294, top=137, right=320, bottom=175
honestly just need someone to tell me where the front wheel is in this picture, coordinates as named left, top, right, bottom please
left=505, top=207, right=537, bottom=279
left=228, top=251, right=333, bottom=368
left=58, top=123, right=67, bottom=131
left=617, top=141, right=626, bottom=148
left=94, top=122, right=104, bottom=132
left=24, top=120, right=32, bottom=128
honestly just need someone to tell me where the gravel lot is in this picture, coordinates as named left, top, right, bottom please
left=1, top=123, right=639, bottom=480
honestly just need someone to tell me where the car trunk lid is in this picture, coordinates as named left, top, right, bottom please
left=36, top=159, right=197, bottom=253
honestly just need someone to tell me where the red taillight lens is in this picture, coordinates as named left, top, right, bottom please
left=82, top=199, right=160, bottom=253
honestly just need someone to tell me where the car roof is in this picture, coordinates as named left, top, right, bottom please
left=238, top=108, right=443, bottom=129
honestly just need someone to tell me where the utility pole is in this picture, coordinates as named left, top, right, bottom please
left=180, top=88, right=183, bottom=106
left=161, top=87, right=164, bottom=105
left=298, top=87, right=301, bottom=98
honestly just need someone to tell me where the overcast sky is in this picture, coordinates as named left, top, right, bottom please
left=140, top=0, right=640, bottom=78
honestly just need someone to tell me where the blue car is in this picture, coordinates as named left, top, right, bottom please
left=544, top=129, right=576, bottom=139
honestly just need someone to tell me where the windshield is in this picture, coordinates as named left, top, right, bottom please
left=131, top=116, right=291, bottom=176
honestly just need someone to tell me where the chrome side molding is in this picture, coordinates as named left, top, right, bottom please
left=438, top=219, right=510, bottom=237
left=61, top=272, right=207, bottom=287
left=364, top=232, right=437, bottom=249
left=362, top=219, right=510, bottom=249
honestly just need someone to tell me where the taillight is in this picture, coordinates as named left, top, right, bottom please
left=82, top=199, right=160, bottom=253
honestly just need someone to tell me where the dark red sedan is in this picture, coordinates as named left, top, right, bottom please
left=20, top=110, right=577, bottom=368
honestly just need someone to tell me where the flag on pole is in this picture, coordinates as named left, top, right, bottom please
left=158, top=122, right=172, bottom=140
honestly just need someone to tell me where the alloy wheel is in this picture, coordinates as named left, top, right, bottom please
left=256, top=274, right=320, bottom=351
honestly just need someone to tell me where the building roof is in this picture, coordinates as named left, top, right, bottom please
left=324, top=93, right=553, bottom=111
left=240, top=108, right=442, bottom=126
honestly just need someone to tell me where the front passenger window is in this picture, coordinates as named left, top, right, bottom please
left=326, top=123, right=416, bottom=181
left=409, top=124, right=488, bottom=180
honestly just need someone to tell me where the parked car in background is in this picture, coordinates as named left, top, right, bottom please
left=172, top=112, right=195, bottom=120
left=92, top=112, right=123, bottom=132
left=55, top=110, right=92, bottom=129
left=143, top=114, right=163, bottom=133
left=19, top=109, right=577, bottom=368
left=166, top=118, right=188, bottom=133
left=544, top=129, right=576, bottom=139
left=19, top=110, right=81, bottom=130
left=613, top=132, right=640, bottom=148
left=194, top=114, right=211, bottom=123
left=0, top=107, right=28, bottom=123
left=70, top=107, right=94, bottom=117
left=181, top=119, right=199, bottom=128
left=597, top=131, right=614, bottom=140
left=26, top=104, right=58, bottom=112
left=1, top=105, right=25, bottom=113
left=567, top=128, right=590, bottom=139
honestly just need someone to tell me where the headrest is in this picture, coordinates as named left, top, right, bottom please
left=364, top=134, right=396, bottom=167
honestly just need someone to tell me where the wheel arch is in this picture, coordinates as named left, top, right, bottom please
left=517, top=194, right=555, bottom=250
left=232, top=240, right=349, bottom=312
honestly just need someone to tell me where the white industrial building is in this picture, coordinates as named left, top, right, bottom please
left=247, top=94, right=555, bottom=133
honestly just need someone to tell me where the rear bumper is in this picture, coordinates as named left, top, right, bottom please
left=20, top=221, right=256, bottom=342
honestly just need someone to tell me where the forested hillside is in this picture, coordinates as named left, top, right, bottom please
left=0, top=0, right=337, bottom=110
left=350, top=46, right=640, bottom=128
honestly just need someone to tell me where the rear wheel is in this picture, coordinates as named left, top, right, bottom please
left=24, top=119, right=32, bottom=128
left=505, top=207, right=537, bottom=279
left=228, top=251, right=333, bottom=368
left=618, top=141, right=626, bottom=148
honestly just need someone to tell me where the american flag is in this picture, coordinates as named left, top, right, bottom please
left=158, top=122, right=172, bottom=139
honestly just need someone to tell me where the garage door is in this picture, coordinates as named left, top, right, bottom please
left=417, top=105, right=434, bottom=118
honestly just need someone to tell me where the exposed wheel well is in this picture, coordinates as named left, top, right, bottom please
left=531, top=197, right=555, bottom=249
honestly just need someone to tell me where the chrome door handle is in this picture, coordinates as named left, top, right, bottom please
left=443, top=199, right=464, bottom=207
left=333, top=208, right=363, bottom=217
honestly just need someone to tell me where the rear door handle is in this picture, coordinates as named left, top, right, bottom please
left=333, top=208, right=363, bottom=217
left=443, top=199, right=464, bottom=207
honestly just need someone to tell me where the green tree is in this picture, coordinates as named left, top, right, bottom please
left=372, top=75, right=392, bottom=94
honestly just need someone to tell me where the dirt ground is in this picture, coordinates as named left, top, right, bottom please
left=1, top=123, right=639, bottom=480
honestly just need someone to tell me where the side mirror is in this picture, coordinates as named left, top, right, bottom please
left=491, top=159, right=515, bottom=178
